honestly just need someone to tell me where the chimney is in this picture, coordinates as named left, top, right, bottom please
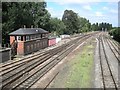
left=23, top=25, right=26, bottom=28
left=31, top=25, right=33, bottom=28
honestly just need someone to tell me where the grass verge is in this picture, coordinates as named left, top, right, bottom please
left=65, top=44, right=94, bottom=88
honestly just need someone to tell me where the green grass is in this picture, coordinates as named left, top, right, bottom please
left=65, top=44, right=94, bottom=88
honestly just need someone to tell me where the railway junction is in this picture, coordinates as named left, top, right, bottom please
left=0, top=31, right=119, bottom=89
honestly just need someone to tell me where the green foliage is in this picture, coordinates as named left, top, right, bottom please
left=91, top=22, right=112, bottom=31
left=48, top=18, right=66, bottom=35
left=31, top=2, right=51, bottom=29
left=78, top=17, right=91, bottom=33
left=2, top=2, right=50, bottom=45
left=65, top=44, right=94, bottom=88
left=109, top=27, right=120, bottom=42
left=62, top=10, right=80, bottom=34
left=2, top=2, right=114, bottom=45
left=91, top=23, right=98, bottom=31
left=62, top=10, right=91, bottom=34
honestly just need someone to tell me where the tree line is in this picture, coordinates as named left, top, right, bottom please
left=2, top=2, right=115, bottom=45
left=91, top=22, right=112, bottom=31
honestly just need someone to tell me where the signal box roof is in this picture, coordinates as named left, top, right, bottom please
left=9, top=28, right=48, bottom=36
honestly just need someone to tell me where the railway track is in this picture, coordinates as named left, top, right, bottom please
left=1, top=33, right=98, bottom=89
left=107, top=37, right=120, bottom=55
left=0, top=34, right=84, bottom=69
left=1, top=40, right=76, bottom=89
left=1, top=44, right=68, bottom=75
left=108, top=36, right=120, bottom=49
left=98, top=33, right=118, bottom=89
left=1, top=35, right=82, bottom=73
left=103, top=35, right=120, bottom=63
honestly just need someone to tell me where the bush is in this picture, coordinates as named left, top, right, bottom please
left=109, top=28, right=120, bottom=42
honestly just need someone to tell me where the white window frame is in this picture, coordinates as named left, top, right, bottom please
left=26, top=36, right=30, bottom=41
left=17, top=36, right=21, bottom=41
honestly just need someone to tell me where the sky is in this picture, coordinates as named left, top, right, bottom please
left=45, top=0, right=119, bottom=27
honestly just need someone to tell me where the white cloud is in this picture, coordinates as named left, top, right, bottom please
left=95, top=12, right=104, bottom=17
left=83, top=5, right=92, bottom=11
left=46, top=7, right=53, bottom=12
left=46, top=0, right=100, bottom=4
left=46, top=7, right=64, bottom=19
left=110, top=9, right=118, bottom=13
left=46, top=0, right=119, bottom=4
left=46, top=7, right=54, bottom=15
left=46, top=1, right=118, bottom=26
left=103, top=7, right=109, bottom=10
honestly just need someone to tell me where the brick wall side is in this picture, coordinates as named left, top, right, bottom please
left=17, top=41, right=24, bottom=55
left=10, top=36, right=15, bottom=45
left=24, top=38, right=48, bottom=55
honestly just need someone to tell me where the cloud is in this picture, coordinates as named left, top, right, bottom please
left=110, top=9, right=118, bottom=13
left=83, top=5, right=92, bottom=11
left=46, top=0, right=119, bottom=4
left=102, top=7, right=109, bottom=10
left=46, top=7, right=64, bottom=19
left=95, top=12, right=104, bottom=17
left=46, top=7, right=54, bottom=15
left=46, top=7, right=53, bottom=12
left=46, top=1, right=118, bottom=26
left=46, top=0, right=100, bottom=4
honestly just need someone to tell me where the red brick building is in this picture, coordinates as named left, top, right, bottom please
left=9, top=28, right=48, bottom=56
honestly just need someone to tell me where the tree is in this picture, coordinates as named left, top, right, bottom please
left=48, top=18, right=66, bottom=36
left=95, top=22, right=99, bottom=31
left=78, top=17, right=91, bottom=32
left=31, top=2, right=51, bottom=30
left=91, top=23, right=96, bottom=31
left=91, top=23, right=98, bottom=31
left=2, top=2, right=50, bottom=45
left=109, top=27, right=120, bottom=42
left=62, top=10, right=79, bottom=34
left=2, top=2, right=114, bottom=45
left=98, top=22, right=112, bottom=31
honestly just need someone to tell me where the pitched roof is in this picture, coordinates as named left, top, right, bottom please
left=9, top=28, right=48, bottom=35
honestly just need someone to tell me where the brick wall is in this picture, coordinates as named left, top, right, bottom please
left=16, top=38, right=48, bottom=56
left=10, top=36, right=15, bottom=44
left=17, top=41, right=24, bottom=55
left=24, top=38, right=48, bottom=55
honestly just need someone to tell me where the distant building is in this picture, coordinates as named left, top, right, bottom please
left=9, top=28, right=49, bottom=56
